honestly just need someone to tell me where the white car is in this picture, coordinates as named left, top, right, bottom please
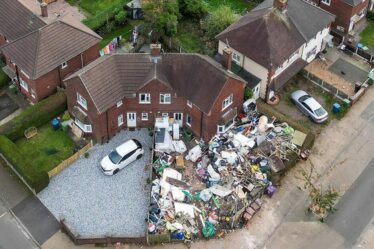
left=100, top=139, right=144, bottom=175
left=291, top=90, right=328, bottom=123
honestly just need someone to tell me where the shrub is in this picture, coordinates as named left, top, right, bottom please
left=244, top=87, right=253, bottom=100
left=367, top=11, right=374, bottom=22
left=115, top=10, right=127, bottom=25
left=83, top=2, right=124, bottom=31
left=0, top=62, right=10, bottom=87
left=0, top=135, right=49, bottom=192
left=204, top=5, right=238, bottom=39
left=0, top=91, right=67, bottom=141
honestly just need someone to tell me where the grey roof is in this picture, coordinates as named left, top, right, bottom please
left=217, top=0, right=335, bottom=70
left=1, top=20, right=101, bottom=80
left=0, top=0, right=46, bottom=41
left=65, top=53, right=246, bottom=114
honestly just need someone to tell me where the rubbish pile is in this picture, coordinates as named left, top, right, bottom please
left=148, top=106, right=308, bottom=242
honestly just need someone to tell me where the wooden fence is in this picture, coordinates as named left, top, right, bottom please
left=48, top=140, right=93, bottom=178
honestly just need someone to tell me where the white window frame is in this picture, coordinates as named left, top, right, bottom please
left=75, top=119, right=92, bottom=133
left=217, top=125, right=225, bottom=134
left=186, top=114, right=192, bottom=127
left=31, top=89, right=36, bottom=99
left=222, top=94, right=233, bottom=111
left=118, top=114, right=124, bottom=127
left=139, top=93, right=151, bottom=104
left=162, top=113, right=169, bottom=117
left=61, top=62, right=68, bottom=69
left=160, top=93, right=171, bottom=104
left=20, top=78, right=29, bottom=92
left=187, top=100, right=192, bottom=108
left=77, top=92, right=87, bottom=110
left=321, top=0, right=331, bottom=5
left=117, top=100, right=123, bottom=107
left=232, top=53, right=241, bottom=65
left=141, top=112, right=149, bottom=121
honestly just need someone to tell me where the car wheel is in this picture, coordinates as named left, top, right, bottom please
left=136, top=154, right=143, bottom=160
left=308, top=116, right=314, bottom=122
left=113, top=168, right=119, bottom=175
left=290, top=98, right=296, bottom=104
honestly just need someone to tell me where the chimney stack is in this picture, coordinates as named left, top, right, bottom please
left=40, top=2, right=48, bottom=18
left=221, top=47, right=233, bottom=70
left=150, top=44, right=161, bottom=63
left=273, top=0, right=288, bottom=12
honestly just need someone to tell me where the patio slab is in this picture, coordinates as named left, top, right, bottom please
left=38, top=129, right=153, bottom=238
left=328, top=58, right=369, bottom=84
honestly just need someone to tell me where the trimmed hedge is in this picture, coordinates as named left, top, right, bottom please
left=0, top=135, right=49, bottom=192
left=0, top=91, right=67, bottom=141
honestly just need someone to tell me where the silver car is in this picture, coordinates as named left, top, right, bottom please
left=291, top=90, right=328, bottom=123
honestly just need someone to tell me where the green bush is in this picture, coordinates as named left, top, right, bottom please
left=244, top=87, right=253, bottom=100
left=0, top=62, right=10, bottom=87
left=0, top=135, right=49, bottom=192
left=367, top=11, right=374, bottom=22
left=0, top=91, right=67, bottom=141
left=83, top=2, right=124, bottom=31
left=115, top=10, right=127, bottom=25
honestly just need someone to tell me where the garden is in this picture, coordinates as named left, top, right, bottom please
left=0, top=91, right=76, bottom=192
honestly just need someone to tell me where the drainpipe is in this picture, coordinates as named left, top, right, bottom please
left=80, top=53, right=84, bottom=67
left=57, top=66, right=63, bottom=87
left=106, top=110, right=110, bottom=143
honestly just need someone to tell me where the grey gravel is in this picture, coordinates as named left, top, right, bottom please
left=38, top=129, right=153, bottom=238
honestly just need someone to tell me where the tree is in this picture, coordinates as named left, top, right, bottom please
left=114, top=10, right=127, bottom=25
left=143, top=0, right=180, bottom=37
left=204, top=5, right=239, bottom=39
left=297, top=160, right=339, bottom=222
left=179, top=0, right=208, bottom=19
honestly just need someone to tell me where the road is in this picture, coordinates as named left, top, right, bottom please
left=0, top=198, right=38, bottom=249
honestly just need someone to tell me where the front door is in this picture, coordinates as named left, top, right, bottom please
left=174, top=113, right=183, bottom=126
left=127, top=112, right=137, bottom=127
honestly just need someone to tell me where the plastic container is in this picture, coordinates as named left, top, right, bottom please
left=332, top=103, right=341, bottom=114
left=51, top=118, right=60, bottom=130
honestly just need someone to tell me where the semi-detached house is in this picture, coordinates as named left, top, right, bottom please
left=64, top=46, right=246, bottom=143
left=216, top=0, right=335, bottom=101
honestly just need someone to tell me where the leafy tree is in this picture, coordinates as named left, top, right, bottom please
left=115, top=10, right=127, bottom=25
left=205, top=5, right=239, bottom=39
left=143, top=0, right=180, bottom=37
left=179, top=0, right=208, bottom=19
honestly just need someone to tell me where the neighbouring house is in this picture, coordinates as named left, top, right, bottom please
left=216, top=0, right=335, bottom=101
left=1, top=20, right=101, bottom=103
left=309, top=0, right=369, bottom=36
left=64, top=45, right=246, bottom=143
left=0, top=0, right=46, bottom=58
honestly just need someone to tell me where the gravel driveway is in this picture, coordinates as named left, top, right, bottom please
left=38, top=129, right=152, bottom=238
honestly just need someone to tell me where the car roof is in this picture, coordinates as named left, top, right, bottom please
left=116, top=139, right=138, bottom=156
left=304, top=97, right=322, bottom=111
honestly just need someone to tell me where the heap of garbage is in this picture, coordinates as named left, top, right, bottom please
left=147, top=104, right=309, bottom=242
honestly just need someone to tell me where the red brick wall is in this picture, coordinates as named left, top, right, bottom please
left=82, top=44, right=100, bottom=66
left=66, top=76, right=245, bottom=143
left=0, top=35, right=6, bottom=61
left=313, top=0, right=368, bottom=33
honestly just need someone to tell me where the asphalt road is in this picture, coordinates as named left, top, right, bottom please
left=0, top=198, right=38, bottom=249
left=327, top=158, right=374, bottom=247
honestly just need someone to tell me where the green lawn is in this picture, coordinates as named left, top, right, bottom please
left=206, top=0, right=257, bottom=13
left=15, top=125, right=75, bottom=173
left=99, top=24, right=132, bottom=49
left=360, top=21, right=374, bottom=48
left=67, top=0, right=124, bottom=15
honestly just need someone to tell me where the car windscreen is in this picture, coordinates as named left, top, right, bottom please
left=298, top=95, right=311, bottom=102
left=314, top=107, right=326, bottom=117
left=108, top=150, right=122, bottom=164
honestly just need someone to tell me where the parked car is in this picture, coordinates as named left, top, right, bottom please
left=291, top=90, right=328, bottom=123
left=100, top=139, right=144, bottom=175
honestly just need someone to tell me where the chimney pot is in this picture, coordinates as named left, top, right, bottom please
left=41, top=2, right=48, bottom=18
left=222, top=47, right=233, bottom=70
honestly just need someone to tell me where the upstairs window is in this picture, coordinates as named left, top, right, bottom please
left=232, top=53, right=241, bottom=65
left=139, top=93, right=151, bottom=104
left=117, top=100, right=123, bottom=107
left=321, top=0, right=331, bottom=5
left=61, top=62, right=68, bottom=69
left=187, top=100, right=192, bottom=108
left=222, top=94, right=233, bottom=111
left=186, top=114, right=192, bottom=126
left=77, top=92, right=87, bottom=110
left=160, top=93, right=171, bottom=104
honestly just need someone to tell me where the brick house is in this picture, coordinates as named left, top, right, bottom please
left=216, top=0, right=335, bottom=101
left=309, top=0, right=369, bottom=35
left=64, top=47, right=246, bottom=143
left=1, top=20, right=101, bottom=103
left=0, top=0, right=46, bottom=58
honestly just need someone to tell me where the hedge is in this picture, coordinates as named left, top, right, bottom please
left=0, top=135, right=49, bottom=192
left=83, top=2, right=124, bottom=31
left=367, top=11, right=374, bottom=22
left=0, top=91, right=67, bottom=141
left=0, top=62, right=10, bottom=87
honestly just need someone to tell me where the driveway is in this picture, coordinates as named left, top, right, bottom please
left=38, top=129, right=152, bottom=238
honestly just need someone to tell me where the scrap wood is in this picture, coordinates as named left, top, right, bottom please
left=166, top=177, right=189, bottom=189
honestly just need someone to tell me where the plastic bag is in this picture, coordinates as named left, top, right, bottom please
left=202, top=222, right=215, bottom=238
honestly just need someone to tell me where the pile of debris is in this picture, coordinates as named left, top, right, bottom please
left=147, top=107, right=308, bottom=242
